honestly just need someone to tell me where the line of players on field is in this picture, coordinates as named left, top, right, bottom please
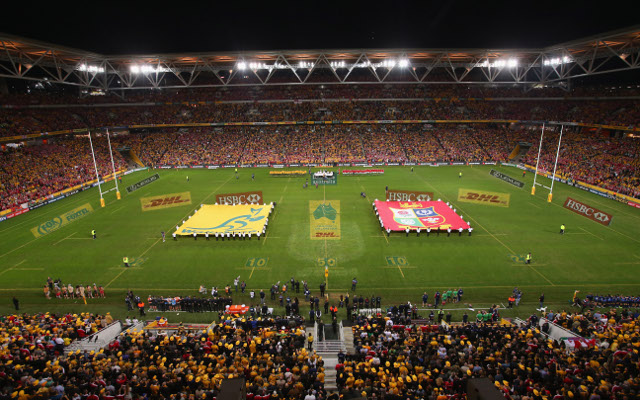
left=578, top=293, right=640, bottom=308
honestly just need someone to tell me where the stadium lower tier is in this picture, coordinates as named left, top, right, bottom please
left=2, top=308, right=639, bottom=400
left=1, top=125, right=638, bottom=213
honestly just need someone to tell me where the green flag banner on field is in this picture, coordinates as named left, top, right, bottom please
left=309, top=201, right=341, bottom=240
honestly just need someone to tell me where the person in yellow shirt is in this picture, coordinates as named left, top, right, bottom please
left=307, top=333, right=314, bottom=350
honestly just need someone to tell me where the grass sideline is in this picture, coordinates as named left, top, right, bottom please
left=1, top=165, right=639, bottom=323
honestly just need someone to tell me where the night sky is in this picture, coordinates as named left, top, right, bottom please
left=4, top=1, right=638, bottom=54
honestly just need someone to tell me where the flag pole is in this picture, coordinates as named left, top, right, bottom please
left=88, top=132, right=105, bottom=207
left=106, top=129, right=121, bottom=200
left=548, top=125, right=564, bottom=202
left=531, top=123, right=545, bottom=195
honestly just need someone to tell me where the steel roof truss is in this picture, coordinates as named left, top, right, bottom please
left=302, top=54, right=323, bottom=83
left=420, top=53, right=444, bottom=82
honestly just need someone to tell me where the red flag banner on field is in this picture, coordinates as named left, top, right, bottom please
left=374, top=200, right=470, bottom=231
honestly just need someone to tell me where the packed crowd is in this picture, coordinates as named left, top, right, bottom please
left=3, top=83, right=640, bottom=106
left=0, top=311, right=113, bottom=362
left=337, top=309, right=640, bottom=400
left=0, top=134, right=126, bottom=210
left=3, top=278, right=640, bottom=400
left=1, top=122, right=637, bottom=213
left=0, top=312, right=324, bottom=400
left=521, top=128, right=640, bottom=198
left=125, top=125, right=517, bottom=168
left=2, top=95, right=640, bottom=139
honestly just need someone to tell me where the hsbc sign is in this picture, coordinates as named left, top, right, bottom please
left=563, top=197, right=613, bottom=226
left=386, top=190, right=434, bottom=202
left=216, top=191, right=263, bottom=205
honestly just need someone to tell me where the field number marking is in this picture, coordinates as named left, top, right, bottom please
left=385, top=256, right=408, bottom=266
left=385, top=256, right=409, bottom=278
left=246, top=257, right=269, bottom=268
left=317, top=258, right=337, bottom=268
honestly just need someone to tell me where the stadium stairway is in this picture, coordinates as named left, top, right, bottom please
left=342, top=326, right=356, bottom=355
left=323, top=357, right=339, bottom=392
left=509, top=142, right=533, bottom=162
left=311, top=322, right=347, bottom=391
left=64, top=320, right=142, bottom=355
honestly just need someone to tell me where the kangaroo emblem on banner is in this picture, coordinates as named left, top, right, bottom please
left=209, top=207, right=265, bottom=232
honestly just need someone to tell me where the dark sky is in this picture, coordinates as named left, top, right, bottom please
left=4, top=1, right=638, bottom=54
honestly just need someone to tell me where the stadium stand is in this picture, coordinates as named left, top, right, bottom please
left=338, top=308, right=640, bottom=400
left=0, top=312, right=324, bottom=400
left=2, top=307, right=639, bottom=400
left=2, top=125, right=638, bottom=213
left=1, top=84, right=639, bottom=212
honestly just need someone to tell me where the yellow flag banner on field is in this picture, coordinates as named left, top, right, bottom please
left=31, top=203, right=94, bottom=238
left=458, top=188, right=510, bottom=207
left=140, top=192, right=191, bottom=211
left=309, top=200, right=341, bottom=240
left=175, top=204, right=272, bottom=236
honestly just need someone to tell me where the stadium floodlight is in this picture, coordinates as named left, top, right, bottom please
left=381, top=59, right=396, bottom=68
left=130, top=65, right=169, bottom=74
left=298, top=61, right=314, bottom=69
left=237, top=62, right=247, bottom=70
left=480, top=58, right=518, bottom=68
left=355, top=60, right=372, bottom=68
left=248, top=62, right=267, bottom=70
left=543, top=56, right=572, bottom=66
left=330, top=61, right=346, bottom=68
left=398, top=59, right=409, bottom=68
left=77, top=64, right=105, bottom=73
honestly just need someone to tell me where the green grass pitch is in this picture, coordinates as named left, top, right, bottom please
left=1, top=165, right=639, bottom=322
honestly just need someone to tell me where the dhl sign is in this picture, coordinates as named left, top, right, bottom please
left=458, top=188, right=510, bottom=207
left=141, top=191, right=191, bottom=211
left=386, top=190, right=434, bottom=202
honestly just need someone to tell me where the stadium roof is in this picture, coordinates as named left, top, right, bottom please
left=1, top=26, right=639, bottom=90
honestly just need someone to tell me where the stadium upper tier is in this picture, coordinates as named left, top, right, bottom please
left=1, top=88, right=640, bottom=139
left=2, top=84, right=640, bottom=106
